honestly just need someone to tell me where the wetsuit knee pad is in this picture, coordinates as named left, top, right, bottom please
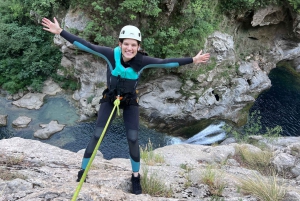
left=93, top=127, right=104, bottom=140
left=127, top=129, right=139, bottom=162
left=127, top=129, right=138, bottom=142
left=84, top=127, right=104, bottom=158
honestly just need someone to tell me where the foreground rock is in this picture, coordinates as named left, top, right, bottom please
left=1, top=137, right=300, bottom=200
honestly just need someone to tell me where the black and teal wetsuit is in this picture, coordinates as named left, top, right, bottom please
left=60, top=30, right=193, bottom=173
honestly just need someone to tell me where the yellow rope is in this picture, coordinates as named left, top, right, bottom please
left=71, top=98, right=120, bottom=201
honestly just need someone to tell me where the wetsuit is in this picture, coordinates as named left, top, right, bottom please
left=60, top=30, right=193, bottom=173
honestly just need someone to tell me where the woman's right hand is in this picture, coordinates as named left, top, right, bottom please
left=41, top=17, right=63, bottom=35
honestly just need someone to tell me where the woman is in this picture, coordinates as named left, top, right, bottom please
left=41, top=17, right=210, bottom=195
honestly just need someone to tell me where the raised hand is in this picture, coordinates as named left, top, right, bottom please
left=193, top=50, right=210, bottom=64
left=41, top=17, right=63, bottom=35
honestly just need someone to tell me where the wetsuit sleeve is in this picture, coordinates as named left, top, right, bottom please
left=60, top=30, right=114, bottom=71
left=141, top=56, right=193, bottom=69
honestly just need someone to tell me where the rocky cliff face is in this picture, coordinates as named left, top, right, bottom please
left=55, top=5, right=300, bottom=133
left=1, top=137, right=300, bottom=200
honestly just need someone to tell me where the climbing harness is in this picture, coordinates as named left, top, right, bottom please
left=101, top=93, right=139, bottom=107
left=100, top=85, right=139, bottom=108
left=71, top=97, right=121, bottom=201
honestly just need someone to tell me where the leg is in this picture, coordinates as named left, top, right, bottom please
left=77, top=102, right=116, bottom=182
left=123, top=105, right=142, bottom=194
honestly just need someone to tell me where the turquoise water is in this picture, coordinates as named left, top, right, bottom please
left=0, top=94, right=79, bottom=127
left=0, top=94, right=79, bottom=140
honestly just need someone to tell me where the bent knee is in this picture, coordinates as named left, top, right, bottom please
left=127, top=129, right=138, bottom=142
left=93, top=127, right=104, bottom=139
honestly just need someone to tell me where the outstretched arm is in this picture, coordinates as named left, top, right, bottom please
left=192, top=50, right=210, bottom=64
left=141, top=50, right=210, bottom=69
left=41, top=17, right=63, bottom=35
left=41, top=17, right=114, bottom=71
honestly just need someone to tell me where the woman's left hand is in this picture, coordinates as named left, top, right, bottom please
left=193, top=50, right=210, bottom=64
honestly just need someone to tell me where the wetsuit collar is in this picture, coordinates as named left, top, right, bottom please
left=117, top=46, right=143, bottom=72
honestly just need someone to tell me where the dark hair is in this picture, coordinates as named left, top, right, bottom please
left=138, top=47, right=148, bottom=56
left=119, top=38, right=140, bottom=45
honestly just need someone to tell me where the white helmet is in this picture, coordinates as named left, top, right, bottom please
left=119, top=25, right=141, bottom=42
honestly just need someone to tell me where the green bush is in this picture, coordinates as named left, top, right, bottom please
left=51, top=73, right=80, bottom=91
left=0, top=0, right=67, bottom=93
left=288, top=0, right=300, bottom=13
left=223, top=110, right=283, bottom=143
left=219, top=0, right=300, bottom=15
left=219, top=0, right=280, bottom=14
left=0, top=23, right=62, bottom=93
left=68, top=0, right=220, bottom=59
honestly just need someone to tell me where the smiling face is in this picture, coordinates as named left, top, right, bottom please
left=119, top=39, right=140, bottom=62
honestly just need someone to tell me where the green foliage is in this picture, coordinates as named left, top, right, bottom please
left=220, top=0, right=300, bottom=14
left=219, top=0, right=280, bottom=14
left=144, top=0, right=220, bottom=58
left=288, top=0, right=300, bottom=13
left=223, top=110, right=283, bottom=143
left=0, top=22, right=62, bottom=93
left=87, top=95, right=95, bottom=104
left=183, top=57, right=217, bottom=81
left=243, top=110, right=262, bottom=136
left=51, top=73, right=80, bottom=91
left=119, top=0, right=161, bottom=17
left=68, top=0, right=220, bottom=59
left=219, top=0, right=256, bottom=12
left=0, top=0, right=24, bottom=23
left=30, top=0, right=64, bottom=18
left=0, top=0, right=67, bottom=24
left=0, top=0, right=67, bottom=93
left=264, top=126, right=282, bottom=138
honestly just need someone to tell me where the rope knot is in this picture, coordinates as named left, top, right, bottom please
left=114, top=96, right=121, bottom=116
